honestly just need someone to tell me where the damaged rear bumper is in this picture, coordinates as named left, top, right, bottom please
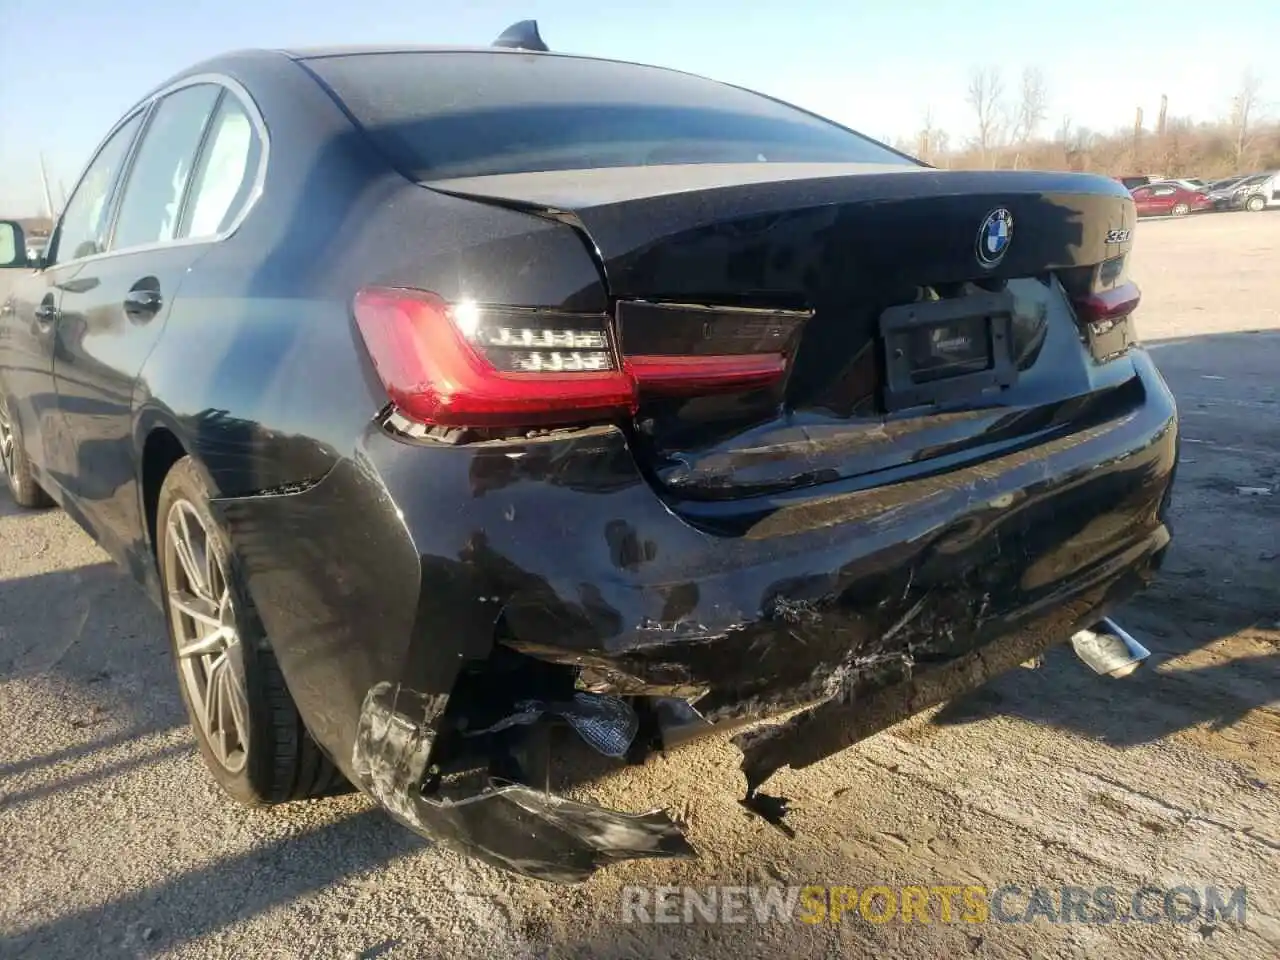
left=351, top=683, right=694, bottom=883
left=216, top=351, right=1177, bottom=882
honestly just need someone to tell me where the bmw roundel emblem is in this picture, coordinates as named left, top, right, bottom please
left=976, top=207, right=1014, bottom=269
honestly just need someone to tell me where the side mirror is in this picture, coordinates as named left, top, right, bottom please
left=0, top=220, right=32, bottom=269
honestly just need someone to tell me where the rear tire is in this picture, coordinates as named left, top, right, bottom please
left=1171, top=202, right=1190, bottom=217
left=156, top=456, right=347, bottom=805
left=0, top=396, right=54, bottom=509
left=1246, top=195, right=1265, bottom=212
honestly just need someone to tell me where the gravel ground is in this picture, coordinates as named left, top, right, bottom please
left=2, top=210, right=1278, bottom=960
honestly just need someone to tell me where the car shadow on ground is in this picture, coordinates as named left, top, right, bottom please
left=0, top=556, right=182, bottom=743
left=0, top=559, right=431, bottom=957
left=0, top=558, right=197, bottom=828
left=4, top=806, right=425, bottom=958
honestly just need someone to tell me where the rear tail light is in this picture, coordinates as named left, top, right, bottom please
left=615, top=300, right=808, bottom=398
left=353, top=288, right=811, bottom=429
left=1072, top=280, right=1141, bottom=324
left=1068, top=278, right=1141, bottom=363
left=352, top=287, right=634, bottom=428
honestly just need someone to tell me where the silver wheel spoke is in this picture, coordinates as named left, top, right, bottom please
left=205, top=533, right=219, bottom=599
left=225, top=668, right=249, bottom=747
left=177, top=507, right=209, bottom=594
left=206, top=652, right=229, bottom=765
left=0, top=419, right=12, bottom=474
left=169, top=518, right=208, bottom=598
left=169, top=589, right=221, bottom=629
left=176, top=624, right=234, bottom=659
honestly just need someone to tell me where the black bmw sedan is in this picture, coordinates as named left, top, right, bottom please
left=0, top=29, right=1176, bottom=882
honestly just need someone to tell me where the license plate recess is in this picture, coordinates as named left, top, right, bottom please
left=879, top=290, right=1018, bottom=412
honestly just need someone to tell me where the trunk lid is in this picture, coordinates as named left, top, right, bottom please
left=428, top=164, right=1142, bottom=508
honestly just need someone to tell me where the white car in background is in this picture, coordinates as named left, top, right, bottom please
left=1232, top=172, right=1280, bottom=212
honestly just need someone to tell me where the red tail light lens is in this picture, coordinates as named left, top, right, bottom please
left=615, top=300, right=809, bottom=397
left=623, top=354, right=788, bottom=395
left=1072, top=280, right=1141, bottom=324
left=352, top=287, right=635, bottom=428
left=353, top=289, right=811, bottom=429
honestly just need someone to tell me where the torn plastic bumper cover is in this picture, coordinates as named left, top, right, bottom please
left=351, top=682, right=694, bottom=883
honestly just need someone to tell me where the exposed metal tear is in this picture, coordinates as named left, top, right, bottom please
left=732, top=596, right=1110, bottom=796
left=351, top=681, right=449, bottom=827
left=880, top=594, right=929, bottom=644
left=352, top=681, right=695, bottom=883
left=212, top=475, right=329, bottom=501
left=459, top=692, right=639, bottom=759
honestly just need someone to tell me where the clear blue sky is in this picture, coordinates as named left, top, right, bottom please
left=2, top=0, right=1273, bottom=216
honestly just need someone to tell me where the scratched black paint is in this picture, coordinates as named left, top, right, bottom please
left=0, top=47, right=1176, bottom=882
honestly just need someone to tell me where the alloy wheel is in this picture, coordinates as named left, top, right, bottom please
left=163, top=499, right=250, bottom=773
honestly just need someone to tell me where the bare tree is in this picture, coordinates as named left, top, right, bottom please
left=931, top=128, right=952, bottom=161
left=1013, top=67, right=1049, bottom=143
left=1229, top=68, right=1264, bottom=169
left=917, top=106, right=944, bottom=162
left=966, top=66, right=1005, bottom=163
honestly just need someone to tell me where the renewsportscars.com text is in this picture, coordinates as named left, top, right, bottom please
left=620, top=884, right=1248, bottom=926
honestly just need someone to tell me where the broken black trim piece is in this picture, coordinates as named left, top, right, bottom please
left=351, top=682, right=695, bottom=883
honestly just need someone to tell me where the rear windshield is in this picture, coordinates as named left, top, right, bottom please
left=303, top=51, right=911, bottom=180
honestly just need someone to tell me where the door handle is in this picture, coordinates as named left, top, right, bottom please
left=34, top=303, right=58, bottom=326
left=123, top=287, right=162, bottom=320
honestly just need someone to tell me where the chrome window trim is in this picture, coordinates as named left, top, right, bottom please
left=49, top=72, right=270, bottom=268
left=45, top=107, right=149, bottom=268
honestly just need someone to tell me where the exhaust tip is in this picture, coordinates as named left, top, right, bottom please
left=1070, top=617, right=1151, bottom=678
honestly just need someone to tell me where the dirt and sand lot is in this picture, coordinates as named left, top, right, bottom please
left=2, top=210, right=1278, bottom=960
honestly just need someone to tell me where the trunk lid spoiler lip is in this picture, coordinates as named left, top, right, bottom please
left=422, top=163, right=1131, bottom=216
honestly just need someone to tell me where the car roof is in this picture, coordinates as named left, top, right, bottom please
left=282, top=44, right=509, bottom=59
left=279, top=45, right=653, bottom=69
left=132, top=45, right=693, bottom=122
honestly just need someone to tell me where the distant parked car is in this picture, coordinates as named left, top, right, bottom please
left=1154, top=178, right=1207, bottom=191
left=1207, top=176, right=1246, bottom=191
left=1118, top=175, right=1159, bottom=190
left=1130, top=182, right=1212, bottom=217
left=1206, top=177, right=1249, bottom=209
left=1230, top=171, right=1280, bottom=212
